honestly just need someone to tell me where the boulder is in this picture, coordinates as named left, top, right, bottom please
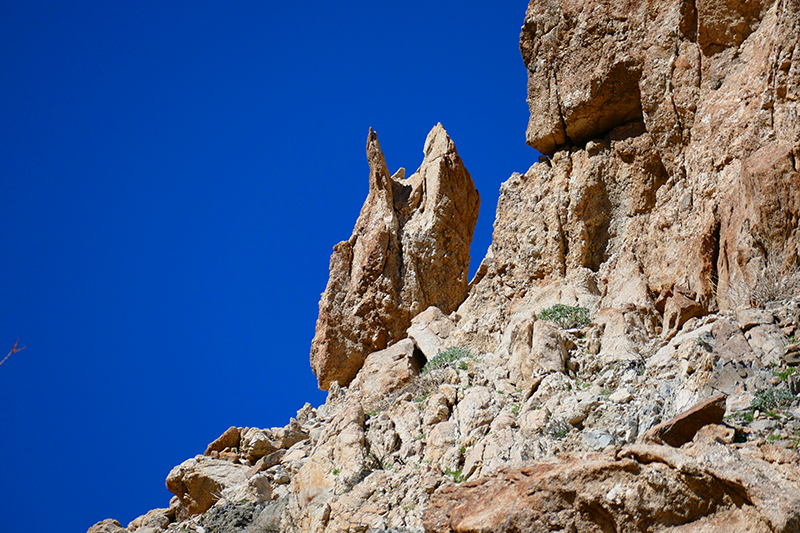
left=509, top=320, right=568, bottom=387
left=311, top=124, right=480, bottom=389
left=204, top=426, right=240, bottom=456
left=127, top=508, right=171, bottom=532
left=639, top=393, right=727, bottom=447
left=239, top=428, right=278, bottom=463
left=86, top=519, right=127, bottom=533
left=165, top=456, right=249, bottom=516
left=425, top=437, right=800, bottom=533
left=349, top=338, right=424, bottom=412
left=407, top=306, right=456, bottom=361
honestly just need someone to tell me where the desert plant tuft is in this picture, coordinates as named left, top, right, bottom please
left=728, top=246, right=800, bottom=308
left=750, top=387, right=794, bottom=412
left=537, top=304, right=591, bottom=329
left=444, top=468, right=466, bottom=483
left=422, top=346, right=474, bottom=375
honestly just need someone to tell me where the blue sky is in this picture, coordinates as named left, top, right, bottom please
left=0, top=2, right=537, bottom=531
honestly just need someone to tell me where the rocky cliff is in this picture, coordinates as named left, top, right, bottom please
left=90, top=0, right=800, bottom=532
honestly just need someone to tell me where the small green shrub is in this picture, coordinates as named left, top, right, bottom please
left=537, top=304, right=591, bottom=329
left=751, top=387, right=794, bottom=412
left=444, top=469, right=466, bottom=483
left=512, top=402, right=521, bottom=415
left=774, top=367, right=797, bottom=382
left=422, top=346, right=474, bottom=375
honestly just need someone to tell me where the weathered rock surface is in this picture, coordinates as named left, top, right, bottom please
left=640, top=393, right=727, bottom=446
left=311, top=124, right=480, bottom=390
left=87, top=519, right=127, bottom=533
left=426, top=433, right=800, bottom=533
left=90, top=0, right=800, bottom=531
left=407, top=306, right=456, bottom=362
left=166, top=456, right=249, bottom=517
left=518, top=0, right=800, bottom=315
left=349, top=338, right=424, bottom=413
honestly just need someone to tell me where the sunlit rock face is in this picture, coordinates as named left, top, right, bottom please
left=310, top=123, right=480, bottom=390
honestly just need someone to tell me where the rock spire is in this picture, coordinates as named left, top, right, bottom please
left=310, top=124, right=480, bottom=390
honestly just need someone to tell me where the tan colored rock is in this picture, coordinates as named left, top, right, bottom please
left=204, top=426, right=240, bottom=456
left=426, top=436, right=800, bottom=533
left=165, top=456, right=249, bottom=516
left=86, top=519, right=126, bottom=533
left=424, top=421, right=461, bottom=473
left=246, top=449, right=286, bottom=479
left=311, top=124, right=480, bottom=389
left=639, top=393, right=727, bottom=447
left=425, top=455, right=744, bottom=533
left=661, top=285, right=707, bottom=340
left=289, top=403, right=368, bottom=531
left=509, top=320, right=567, bottom=387
left=453, top=386, right=497, bottom=437
left=349, top=338, right=423, bottom=412
left=516, top=0, right=800, bottom=322
left=270, top=419, right=309, bottom=450
left=127, top=508, right=171, bottom=532
left=239, top=427, right=277, bottom=463
left=407, top=306, right=455, bottom=361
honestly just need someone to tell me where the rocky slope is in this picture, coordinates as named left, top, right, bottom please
left=89, top=0, right=800, bottom=532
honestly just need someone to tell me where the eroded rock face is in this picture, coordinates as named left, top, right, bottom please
left=311, top=124, right=480, bottom=390
left=517, top=0, right=800, bottom=316
left=424, top=436, right=800, bottom=533
left=165, top=456, right=249, bottom=517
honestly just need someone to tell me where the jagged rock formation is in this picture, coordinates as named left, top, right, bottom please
left=453, top=0, right=799, bottom=360
left=88, top=1, right=800, bottom=532
left=310, top=124, right=480, bottom=390
left=425, top=436, right=800, bottom=533
left=518, top=0, right=799, bottom=311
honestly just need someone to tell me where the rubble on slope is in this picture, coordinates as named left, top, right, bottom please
left=91, top=295, right=800, bottom=533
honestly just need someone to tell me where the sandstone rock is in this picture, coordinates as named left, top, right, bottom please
left=407, top=306, right=455, bottom=361
left=127, top=508, right=171, bottom=531
left=661, top=285, right=707, bottom=340
left=349, top=338, right=423, bottom=413
left=220, top=472, right=272, bottom=504
left=425, top=453, right=758, bottom=533
left=427, top=434, right=800, bottom=533
left=517, top=0, right=800, bottom=318
left=509, top=320, right=567, bottom=387
left=736, top=307, right=775, bottom=330
left=239, top=428, right=277, bottom=463
left=86, top=519, right=126, bottom=533
left=204, top=426, right=240, bottom=456
left=311, top=124, right=480, bottom=390
left=453, top=386, right=497, bottom=437
left=271, top=419, right=309, bottom=450
left=609, top=388, right=633, bottom=403
left=424, top=421, right=460, bottom=473
left=289, top=403, right=368, bottom=531
left=246, top=449, right=286, bottom=479
left=640, top=393, right=727, bottom=447
left=165, top=456, right=249, bottom=516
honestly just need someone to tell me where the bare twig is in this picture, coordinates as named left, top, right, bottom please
left=0, top=337, right=25, bottom=368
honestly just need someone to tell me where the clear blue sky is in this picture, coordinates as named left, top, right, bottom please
left=0, top=2, right=538, bottom=531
